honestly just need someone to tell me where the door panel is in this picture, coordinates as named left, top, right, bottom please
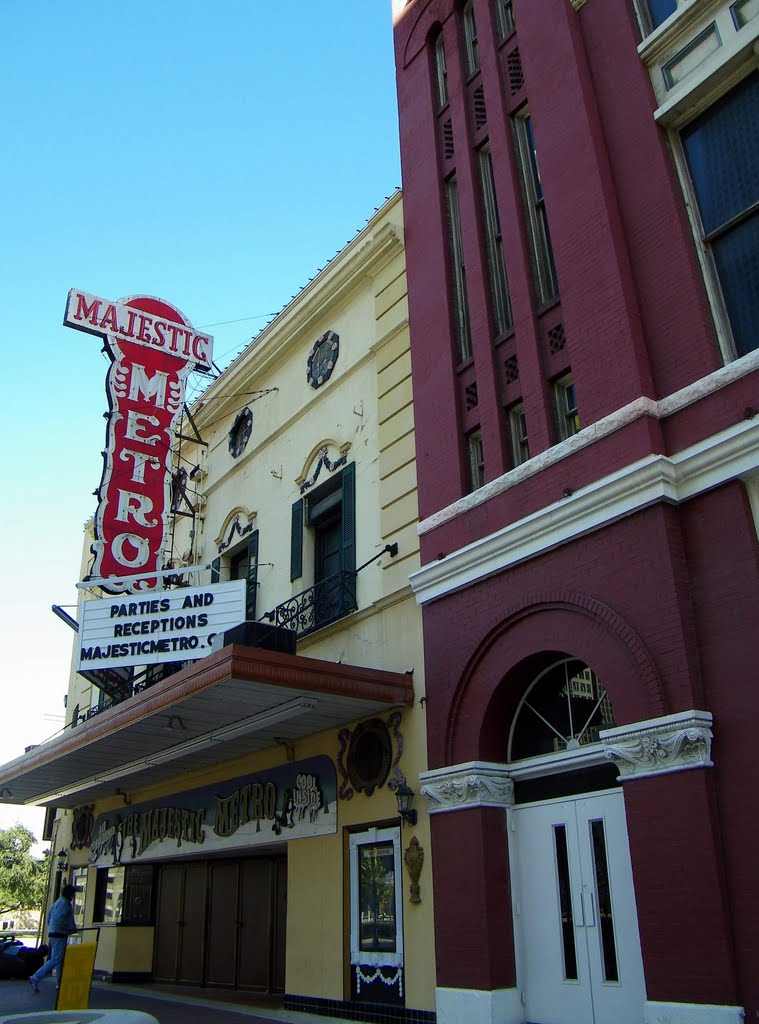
left=511, top=790, right=646, bottom=1024
left=272, top=858, right=287, bottom=993
left=153, top=864, right=183, bottom=983
left=177, top=861, right=207, bottom=983
left=206, top=862, right=239, bottom=988
left=237, top=859, right=274, bottom=991
left=512, top=804, right=593, bottom=1024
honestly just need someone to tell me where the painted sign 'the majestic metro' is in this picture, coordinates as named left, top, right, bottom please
left=64, top=289, right=214, bottom=594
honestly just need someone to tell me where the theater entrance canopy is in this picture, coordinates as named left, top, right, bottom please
left=0, top=642, right=414, bottom=808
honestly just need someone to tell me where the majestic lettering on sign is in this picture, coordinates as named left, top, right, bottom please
left=88, top=806, right=206, bottom=864
left=214, top=782, right=277, bottom=838
left=86, top=764, right=333, bottom=865
left=66, top=291, right=213, bottom=370
left=63, top=288, right=215, bottom=594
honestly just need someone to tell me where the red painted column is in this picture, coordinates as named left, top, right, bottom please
left=430, top=807, right=516, bottom=991
left=623, top=770, right=739, bottom=1006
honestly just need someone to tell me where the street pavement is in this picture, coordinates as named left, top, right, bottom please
left=0, top=978, right=347, bottom=1024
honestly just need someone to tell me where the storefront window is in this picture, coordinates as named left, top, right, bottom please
left=358, top=841, right=397, bottom=954
left=93, top=865, right=154, bottom=925
left=70, top=867, right=88, bottom=928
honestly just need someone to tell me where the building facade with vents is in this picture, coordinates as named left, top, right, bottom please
left=0, top=192, right=438, bottom=1022
left=393, top=1, right=758, bottom=1023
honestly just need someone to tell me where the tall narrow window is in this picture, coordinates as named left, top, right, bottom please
left=495, top=0, right=515, bottom=39
left=349, top=827, right=404, bottom=997
left=446, top=176, right=473, bottom=361
left=680, top=73, right=759, bottom=359
left=467, top=429, right=485, bottom=490
left=434, top=32, right=449, bottom=108
left=555, top=374, right=580, bottom=440
left=479, top=145, right=513, bottom=336
left=462, top=1, right=480, bottom=76
left=509, top=403, right=529, bottom=466
left=514, top=112, right=559, bottom=305
left=230, top=531, right=259, bottom=621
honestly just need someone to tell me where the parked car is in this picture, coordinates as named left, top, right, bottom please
left=0, top=940, right=48, bottom=980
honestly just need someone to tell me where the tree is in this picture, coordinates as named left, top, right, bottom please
left=0, top=824, right=48, bottom=919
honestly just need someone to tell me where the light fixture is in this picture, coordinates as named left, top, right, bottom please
left=55, top=847, right=69, bottom=899
left=395, top=780, right=417, bottom=827
left=0, top=787, right=12, bottom=800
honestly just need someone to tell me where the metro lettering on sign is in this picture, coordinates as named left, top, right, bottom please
left=64, top=289, right=215, bottom=594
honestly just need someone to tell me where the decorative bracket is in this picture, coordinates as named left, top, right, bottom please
left=420, top=761, right=514, bottom=814
left=602, top=710, right=713, bottom=781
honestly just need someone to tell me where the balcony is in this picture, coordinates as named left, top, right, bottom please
left=262, top=570, right=357, bottom=638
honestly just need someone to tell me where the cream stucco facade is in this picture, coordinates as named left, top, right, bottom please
left=10, top=192, right=435, bottom=1020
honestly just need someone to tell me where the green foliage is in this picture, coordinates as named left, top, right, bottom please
left=0, top=824, right=48, bottom=917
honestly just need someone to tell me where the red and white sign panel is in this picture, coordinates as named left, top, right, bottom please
left=64, top=289, right=214, bottom=594
left=77, top=580, right=246, bottom=671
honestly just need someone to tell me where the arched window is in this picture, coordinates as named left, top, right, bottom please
left=433, top=31, right=448, bottom=108
left=462, top=0, right=480, bottom=76
left=508, top=657, right=616, bottom=762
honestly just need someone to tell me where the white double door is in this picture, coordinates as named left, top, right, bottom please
left=510, top=790, right=646, bottom=1024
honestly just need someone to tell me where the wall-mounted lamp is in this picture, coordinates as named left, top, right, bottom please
left=55, top=848, right=68, bottom=899
left=395, top=781, right=417, bottom=827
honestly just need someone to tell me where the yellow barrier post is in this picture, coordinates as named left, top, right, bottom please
left=55, top=927, right=100, bottom=1011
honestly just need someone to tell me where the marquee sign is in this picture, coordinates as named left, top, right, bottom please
left=64, top=288, right=214, bottom=594
left=87, top=756, right=337, bottom=865
left=76, top=580, right=246, bottom=671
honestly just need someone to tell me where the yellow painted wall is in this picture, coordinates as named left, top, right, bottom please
left=57, top=193, right=436, bottom=1011
left=94, top=926, right=154, bottom=975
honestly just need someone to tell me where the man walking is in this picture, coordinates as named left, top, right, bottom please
left=29, top=883, right=78, bottom=992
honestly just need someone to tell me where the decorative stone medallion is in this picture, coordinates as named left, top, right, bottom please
left=346, top=717, right=392, bottom=796
left=307, top=330, right=339, bottom=389
left=228, top=407, right=253, bottom=459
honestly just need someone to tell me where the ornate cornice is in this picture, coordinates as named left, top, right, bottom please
left=420, top=761, right=514, bottom=814
left=419, top=712, right=715, bottom=814
left=601, top=710, right=713, bottom=781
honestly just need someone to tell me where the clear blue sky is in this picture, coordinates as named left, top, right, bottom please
left=0, top=1, right=401, bottom=842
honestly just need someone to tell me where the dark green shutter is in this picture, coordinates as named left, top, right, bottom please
left=291, top=499, right=304, bottom=581
left=340, top=462, right=356, bottom=574
left=246, top=530, right=259, bottom=620
left=211, top=557, right=220, bottom=584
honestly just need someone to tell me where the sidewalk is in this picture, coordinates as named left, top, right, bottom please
left=0, top=978, right=347, bottom=1024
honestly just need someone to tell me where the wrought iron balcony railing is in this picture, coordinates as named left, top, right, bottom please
left=262, top=569, right=357, bottom=638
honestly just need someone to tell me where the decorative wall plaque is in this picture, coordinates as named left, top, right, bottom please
left=346, top=718, right=392, bottom=796
left=228, top=407, right=253, bottom=458
left=307, top=330, right=339, bottom=389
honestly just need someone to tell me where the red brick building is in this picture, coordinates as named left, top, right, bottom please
left=393, top=1, right=758, bottom=1022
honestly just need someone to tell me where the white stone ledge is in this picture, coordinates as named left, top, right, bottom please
left=644, top=999, right=745, bottom=1023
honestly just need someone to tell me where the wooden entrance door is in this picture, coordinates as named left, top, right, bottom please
left=154, top=862, right=208, bottom=984
left=154, top=856, right=286, bottom=992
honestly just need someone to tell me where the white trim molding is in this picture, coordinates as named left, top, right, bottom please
left=420, top=761, right=514, bottom=814
left=644, top=999, right=745, bottom=1023
left=436, top=986, right=523, bottom=1024
left=601, top=710, right=713, bottom=781
left=410, top=415, right=759, bottom=605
